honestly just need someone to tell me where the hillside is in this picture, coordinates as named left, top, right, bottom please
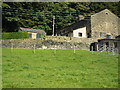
left=2, top=2, right=120, bottom=35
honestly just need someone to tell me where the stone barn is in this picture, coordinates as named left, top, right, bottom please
left=58, top=9, right=119, bottom=39
left=91, top=9, right=119, bottom=39
left=19, top=27, right=46, bottom=39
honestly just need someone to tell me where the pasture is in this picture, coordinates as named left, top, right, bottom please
left=2, top=48, right=118, bottom=88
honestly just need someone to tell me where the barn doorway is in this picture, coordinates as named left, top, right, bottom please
left=90, top=42, right=98, bottom=51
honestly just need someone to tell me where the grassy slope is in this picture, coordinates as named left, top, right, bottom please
left=2, top=48, right=118, bottom=88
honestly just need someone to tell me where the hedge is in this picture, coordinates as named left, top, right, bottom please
left=2, top=32, right=29, bottom=39
left=38, top=33, right=46, bottom=38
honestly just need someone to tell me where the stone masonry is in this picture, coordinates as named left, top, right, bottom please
left=2, top=36, right=98, bottom=51
left=91, top=9, right=119, bottom=39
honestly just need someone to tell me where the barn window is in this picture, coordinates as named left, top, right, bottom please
left=78, top=33, right=82, bottom=37
left=29, top=33, right=32, bottom=38
left=36, top=34, right=40, bottom=38
left=106, top=12, right=108, bottom=15
left=106, top=35, right=111, bottom=39
left=100, top=32, right=103, bottom=37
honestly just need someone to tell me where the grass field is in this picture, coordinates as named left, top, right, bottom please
left=2, top=48, right=118, bottom=88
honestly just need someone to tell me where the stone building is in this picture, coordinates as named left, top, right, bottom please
left=58, top=19, right=91, bottom=38
left=90, top=36, right=120, bottom=54
left=19, top=27, right=46, bottom=39
left=90, top=39, right=119, bottom=52
left=58, top=9, right=119, bottom=39
left=91, top=9, right=119, bottom=39
left=90, top=9, right=120, bottom=53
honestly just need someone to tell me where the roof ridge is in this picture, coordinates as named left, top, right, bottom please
left=20, top=27, right=44, bottom=31
left=20, top=27, right=46, bottom=33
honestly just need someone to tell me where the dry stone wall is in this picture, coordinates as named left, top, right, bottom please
left=2, top=36, right=97, bottom=51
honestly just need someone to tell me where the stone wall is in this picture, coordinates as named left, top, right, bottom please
left=91, top=9, right=119, bottom=39
left=118, top=18, right=120, bottom=35
left=2, top=36, right=97, bottom=51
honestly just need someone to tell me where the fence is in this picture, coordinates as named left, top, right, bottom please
left=98, top=44, right=119, bottom=55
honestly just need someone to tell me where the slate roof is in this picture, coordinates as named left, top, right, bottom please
left=20, top=27, right=46, bottom=34
left=58, top=19, right=90, bottom=35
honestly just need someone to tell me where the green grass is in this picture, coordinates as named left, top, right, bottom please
left=2, top=48, right=118, bottom=88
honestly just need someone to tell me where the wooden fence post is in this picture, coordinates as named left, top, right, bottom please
left=11, top=43, right=13, bottom=52
left=74, top=45, right=76, bottom=54
left=54, top=45, right=56, bottom=54
left=33, top=44, right=35, bottom=54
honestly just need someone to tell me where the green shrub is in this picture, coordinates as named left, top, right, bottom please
left=2, top=32, right=29, bottom=39
left=38, top=33, right=46, bottom=38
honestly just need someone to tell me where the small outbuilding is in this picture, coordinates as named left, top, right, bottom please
left=90, top=36, right=120, bottom=54
left=19, top=27, right=46, bottom=39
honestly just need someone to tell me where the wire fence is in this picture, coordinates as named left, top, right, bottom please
left=98, top=44, right=119, bottom=55
left=10, top=41, right=119, bottom=55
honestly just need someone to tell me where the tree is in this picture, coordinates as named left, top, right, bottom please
left=2, top=2, right=120, bottom=34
